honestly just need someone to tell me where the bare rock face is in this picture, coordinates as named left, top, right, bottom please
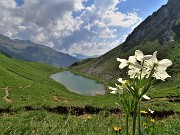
left=123, top=0, right=180, bottom=49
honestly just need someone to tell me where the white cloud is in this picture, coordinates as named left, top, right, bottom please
left=17, top=0, right=84, bottom=27
left=0, top=0, right=16, bottom=9
left=0, top=0, right=142, bottom=57
left=99, top=28, right=117, bottom=38
left=61, top=38, right=124, bottom=57
left=105, top=11, right=142, bottom=27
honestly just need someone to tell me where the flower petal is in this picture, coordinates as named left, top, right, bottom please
left=119, top=63, right=128, bottom=69
left=117, top=78, right=126, bottom=84
left=129, top=62, right=142, bottom=69
left=117, top=58, right=128, bottom=69
left=117, top=78, right=123, bottom=82
left=143, top=95, right=151, bottom=100
left=135, top=50, right=144, bottom=61
left=128, top=56, right=137, bottom=63
left=143, top=55, right=152, bottom=60
left=157, top=59, right=172, bottom=70
left=148, top=108, right=154, bottom=114
left=128, top=69, right=136, bottom=78
left=154, top=70, right=171, bottom=81
left=108, top=86, right=117, bottom=91
left=110, top=90, right=117, bottom=94
left=148, top=51, right=158, bottom=64
left=117, top=58, right=127, bottom=63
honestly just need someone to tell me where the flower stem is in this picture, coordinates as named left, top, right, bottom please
left=147, top=64, right=155, bottom=81
left=132, top=101, right=138, bottom=135
left=138, top=103, right=141, bottom=135
left=126, top=114, right=129, bottom=135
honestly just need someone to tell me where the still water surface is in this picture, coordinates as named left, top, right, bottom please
left=50, top=71, right=105, bottom=96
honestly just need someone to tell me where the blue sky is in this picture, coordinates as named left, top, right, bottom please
left=117, top=0, right=168, bottom=18
left=0, top=0, right=168, bottom=57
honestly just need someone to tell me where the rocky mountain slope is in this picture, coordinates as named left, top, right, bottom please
left=0, top=34, right=79, bottom=67
left=123, top=0, right=180, bottom=49
left=71, top=0, right=180, bottom=86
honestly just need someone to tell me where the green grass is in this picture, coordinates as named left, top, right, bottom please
left=0, top=110, right=179, bottom=135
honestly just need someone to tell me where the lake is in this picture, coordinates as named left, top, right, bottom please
left=50, top=71, right=105, bottom=96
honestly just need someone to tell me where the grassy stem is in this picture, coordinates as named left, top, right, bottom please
left=138, top=102, right=141, bottom=135
left=132, top=101, right=138, bottom=135
left=126, top=114, right=129, bottom=135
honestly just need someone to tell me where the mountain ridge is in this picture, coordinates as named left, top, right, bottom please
left=0, top=34, right=79, bottom=68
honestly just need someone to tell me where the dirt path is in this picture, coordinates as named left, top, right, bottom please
left=2, top=86, right=12, bottom=102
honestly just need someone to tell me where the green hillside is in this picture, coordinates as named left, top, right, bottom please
left=0, top=53, right=119, bottom=109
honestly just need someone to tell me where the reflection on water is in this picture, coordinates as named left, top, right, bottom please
left=50, top=71, right=105, bottom=96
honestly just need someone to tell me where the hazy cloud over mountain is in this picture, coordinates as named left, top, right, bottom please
left=0, top=0, right=167, bottom=56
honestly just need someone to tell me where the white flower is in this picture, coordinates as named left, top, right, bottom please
left=115, top=83, right=124, bottom=94
left=117, top=56, right=141, bottom=69
left=142, top=95, right=151, bottom=100
left=135, top=50, right=152, bottom=62
left=109, top=86, right=123, bottom=94
left=148, top=108, right=154, bottom=114
left=117, top=78, right=126, bottom=84
left=145, top=51, right=172, bottom=80
left=109, top=86, right=117, bottom=94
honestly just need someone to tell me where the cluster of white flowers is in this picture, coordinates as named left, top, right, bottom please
left=109, top=50, right=172, bottom=99
left=117, top=50, right=172, bottom=81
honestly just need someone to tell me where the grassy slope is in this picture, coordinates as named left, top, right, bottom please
left=0, top=53, right=119, bottom=109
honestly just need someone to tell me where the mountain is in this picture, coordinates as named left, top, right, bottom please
left=123, top=0, right=180, bottom=49
left=71, top=0, right=180, bottom=86
left=73, top=53, right=99, bottom=60
left=0, top=34, right=79, bottom=68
